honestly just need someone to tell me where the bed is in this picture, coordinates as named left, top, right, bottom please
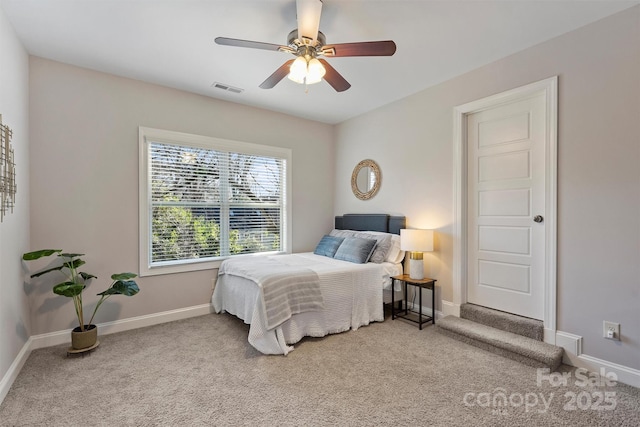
left=211, top=214, right=406, bottom=355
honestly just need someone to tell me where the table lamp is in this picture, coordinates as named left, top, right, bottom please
left=400, top=229, right=434, bottom=280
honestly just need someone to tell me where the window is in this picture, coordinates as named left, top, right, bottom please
left=139, top=127, right=291, bottom=276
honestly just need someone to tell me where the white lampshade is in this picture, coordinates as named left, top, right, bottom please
left=400, top=229, right=434, bottom=252
left=400, top=229, right=434, bottom=280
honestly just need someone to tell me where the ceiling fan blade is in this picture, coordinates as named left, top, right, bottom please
left=296, top=0, right=323, bottom=42
left=318, top=59, right=351, bottom=92
left=259, top=60, right=295, bottom=89
left=322, top=41, right=397, bottom=57
left=215, top=37, right=286, bottom=52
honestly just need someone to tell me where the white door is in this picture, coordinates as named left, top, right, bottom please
left=466, top=92, right=547, bottom=320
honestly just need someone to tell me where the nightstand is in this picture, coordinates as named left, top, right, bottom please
left=391, top=274, right=436, bottom=330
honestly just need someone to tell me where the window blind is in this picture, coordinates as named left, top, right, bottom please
left=148, top=141, right=285, bottom=265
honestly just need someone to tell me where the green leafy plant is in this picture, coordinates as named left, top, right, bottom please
left=22, top=249, right=140, bottom=331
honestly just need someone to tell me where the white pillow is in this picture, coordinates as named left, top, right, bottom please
left=329, top=229, right=357, bottom=239
left=352, top=230, right=404, bottom=263
left=386, top=234, right=405, bottom=263
left=387, top=234, right=404, bottom=263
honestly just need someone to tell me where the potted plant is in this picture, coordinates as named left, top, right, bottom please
left=22, top=249, right=140, bottom=350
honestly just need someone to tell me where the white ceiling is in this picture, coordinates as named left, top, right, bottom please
left=2, top=0, right=638, bottom=124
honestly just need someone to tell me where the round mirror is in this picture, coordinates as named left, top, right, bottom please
left=351, top=159, right=381, bottom=200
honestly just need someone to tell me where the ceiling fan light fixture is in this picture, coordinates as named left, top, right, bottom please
left=217, top=0, right=395, bottom=92
left=288, top=56, right=308, bottom=84
left=306, top=57, right=325, bottom=84
left=287, top=55, right=325, bottom=85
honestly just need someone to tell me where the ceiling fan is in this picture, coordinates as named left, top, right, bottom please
left=215, top=0, right=396, bottom=92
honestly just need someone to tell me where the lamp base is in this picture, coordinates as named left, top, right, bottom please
left=408, top=257, right=424, bottom=280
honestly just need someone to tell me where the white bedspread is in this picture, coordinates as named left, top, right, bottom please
left=218, top=256, right=324, bottom=330
left=212, top=253, right=397, bottom=355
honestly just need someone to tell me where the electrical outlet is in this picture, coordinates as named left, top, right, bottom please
left=603, top=321, right=620, bottom=341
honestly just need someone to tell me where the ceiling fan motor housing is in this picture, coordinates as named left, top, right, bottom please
left=287, top=29, right=326, bottom=53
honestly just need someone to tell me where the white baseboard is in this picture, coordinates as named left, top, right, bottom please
left=30, top=303, right=214, bottom=350
left=441, top=300, right=460, bottom=317
left=0, top=338, right=33, bottom=405
left=554, top=330, right=640, bottom=388
left=543, top=328, right=557, bottom=345
left=1, top=303, right=214, bottom=406
left=555, top=331, right=582, bottom=363
left=574, top=354, right=640, bottom=389
left=405, top=302, right=444, bottom=320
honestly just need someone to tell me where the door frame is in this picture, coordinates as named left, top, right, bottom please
left=452, top=76, right=558, bottom=343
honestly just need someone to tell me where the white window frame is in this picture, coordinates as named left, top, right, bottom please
left=139, top=127, right=292, bottom=277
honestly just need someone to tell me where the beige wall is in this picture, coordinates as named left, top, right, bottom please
left=0, top=7, right=30, bottom=387
left=28, top=57, right=334, bottom=335
left=7, top=2, right=639, bottom=385
left=335, top=7, right=640, bottom=369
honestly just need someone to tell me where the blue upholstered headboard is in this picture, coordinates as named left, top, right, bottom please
left=334, top=214, right=406, bottom=235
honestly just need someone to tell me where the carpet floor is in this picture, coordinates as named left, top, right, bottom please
left=1, top=311, right=638, bottom=426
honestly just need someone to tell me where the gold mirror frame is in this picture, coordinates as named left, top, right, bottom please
left=351, top=159, right=381, bottom=200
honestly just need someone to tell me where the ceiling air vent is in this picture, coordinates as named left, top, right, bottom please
left=212, top=82, right=244, bottom=94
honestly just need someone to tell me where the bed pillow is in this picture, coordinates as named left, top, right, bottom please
left=356, top=232, right=392, bottom=264
left=313, top=235, right=345, bottom=258
left=331, top=229, right=400, bottom=263
left=329, top=229, right=357, bottom=239
left=333, top=237, right=377, bottom=264
left=353, top=230, right=403, bottom=263
left=387, top=234, right=404, bottom=263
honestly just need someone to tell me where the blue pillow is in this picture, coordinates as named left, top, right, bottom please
left=333, top=237, right=377, bottom=264
left=314, top=235, right=345, bottom=258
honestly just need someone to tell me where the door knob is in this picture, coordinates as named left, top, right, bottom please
left=533, top=215, right=544, bottom=223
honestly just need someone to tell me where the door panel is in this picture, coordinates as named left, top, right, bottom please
left=478, top=260, right=530, bottom=293
left=467, top=93, right=546, bottom=320
left=479, top=150, right=530, bottom=182
left=479, top=226, right=530, bottom=255
left=478, top=113, right=530, bottom=147
left=479, top=189, right=530, bottom=217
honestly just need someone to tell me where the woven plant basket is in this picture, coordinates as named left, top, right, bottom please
left=71, top=324, right=98, bottom=350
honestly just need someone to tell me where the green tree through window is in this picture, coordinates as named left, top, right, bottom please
left=140, top=128, right=290, bottom=275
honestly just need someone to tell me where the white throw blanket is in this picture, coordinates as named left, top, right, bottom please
left=218, top=256, right=324, bottom=330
